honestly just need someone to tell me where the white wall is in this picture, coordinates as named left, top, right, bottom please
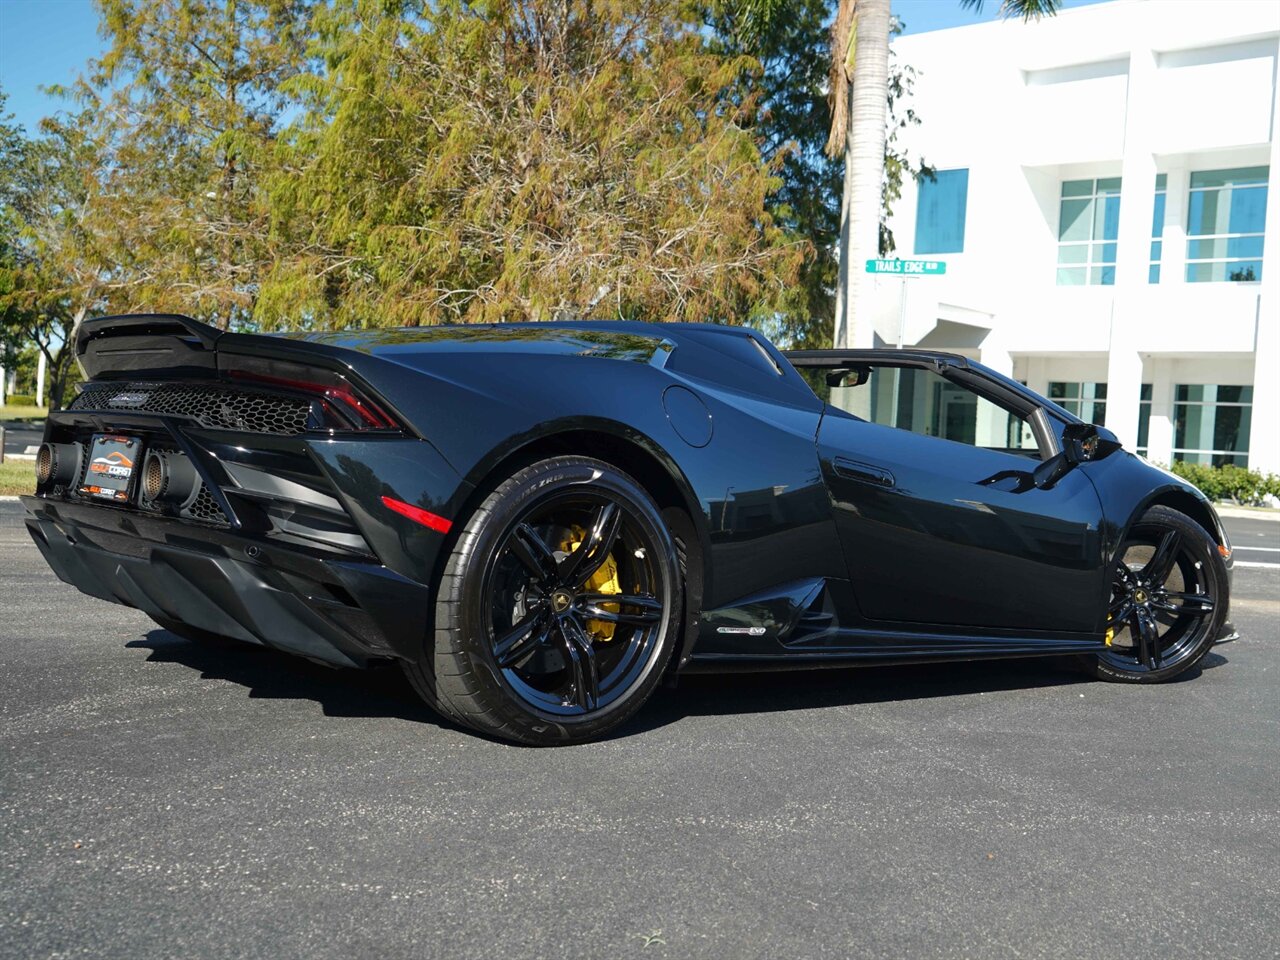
left=881, top=0, right=1280, bottom=472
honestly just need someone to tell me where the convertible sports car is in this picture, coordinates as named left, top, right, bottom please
left=24, top=314, right=1235, bottom=744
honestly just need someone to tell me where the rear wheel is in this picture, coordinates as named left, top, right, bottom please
left=1086, top=505, right=1227, bottom=683
left=404, top=456, right=682, bottom=745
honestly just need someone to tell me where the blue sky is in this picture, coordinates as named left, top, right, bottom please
left=1, top=0, right=1113, bottom=135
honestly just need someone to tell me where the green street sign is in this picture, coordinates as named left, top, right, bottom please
left=865, top=258, right=947, bottom=276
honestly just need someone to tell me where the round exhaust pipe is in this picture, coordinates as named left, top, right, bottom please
left=36, top=442, right=84, bottom=486
left=140, top=450, right=199, bottom=507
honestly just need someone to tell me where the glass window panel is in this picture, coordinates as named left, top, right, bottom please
left=1227, top=188, right=1267, bottom=235
left=1093, top=242, right=1117, bottom=264
left=1187, top=237, right=1227, bottom=260
left=1151, top=192, right=1166, bottom=237
left=1190, top=166, right=1268, bottom=189
left=1058, top=243, right=1089, bottom=264
left=1096, top=177, right=1122, bottom=194
left=1057, top=267, right=1087, bottom=285
left=1226, top=235, right=1265, bottom=259
left=1061, top=179, right=1094, bottom=198
left=1096, top=195, right=1121, bottom=240
left=1049, top=382, right=1079, bottom=400
left=1186, top=262, right=1216, bottom=282
left=1216, top=385, right=1252, bottom=403
left=1177, top=385, right=1205, bottom=402
left=1149, top=263, right=1161, bottom=283
left=1140, top=384, right=1153, bottom=401
left=1188, top=189, right=1227, bottom=236
left=1059, top=198, right=1093, bottom=241
left=1155, top=174, right=1167, bottom=190
left=834, top=366, right=1036, bottom=454
left=1227, top=261, right=1262, bottom=282
left=1092, top=265, right=1116, bottom=285
left=915, top=168, right=969, bottom=255
left=1150, top=240, right=1162, bottom=259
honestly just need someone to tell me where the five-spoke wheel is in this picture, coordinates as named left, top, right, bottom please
left=1090, top=505, right=1227, bottom=682
left=404, top=456, right=682, bottom=745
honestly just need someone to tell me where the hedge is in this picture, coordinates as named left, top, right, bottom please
left=1167, top=460, right=1280, bottom=506
left=3, top=394, right=36, bottom=407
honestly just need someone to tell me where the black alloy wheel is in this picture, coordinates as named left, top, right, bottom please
left=1090, top=505, right=1227, bottom=682
left=406, top=456, right=682, bottom=745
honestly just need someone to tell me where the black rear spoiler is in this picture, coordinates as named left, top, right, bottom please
left=77, top=313, right=222, bottom=380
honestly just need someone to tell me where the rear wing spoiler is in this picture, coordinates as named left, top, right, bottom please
left=78, top=314, right=223, bottom=380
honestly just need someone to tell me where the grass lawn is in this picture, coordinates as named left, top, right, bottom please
left=0, top=458, right=36, bottom=496
left=0, top=405, right=50, bottom=421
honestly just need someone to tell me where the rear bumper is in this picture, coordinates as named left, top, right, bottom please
left=23, top=496, right=431, bottom=668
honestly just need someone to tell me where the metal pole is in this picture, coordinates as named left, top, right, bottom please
left=896, top=276, right=908, bottom=350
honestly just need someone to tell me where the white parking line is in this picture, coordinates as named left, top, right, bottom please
left=1234, top=546, right=1280, bottom=552
left=1233, top=561, right=1279, bottom=569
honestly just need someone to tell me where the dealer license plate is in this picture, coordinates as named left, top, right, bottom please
left=80, top=434, right=143, bottom=502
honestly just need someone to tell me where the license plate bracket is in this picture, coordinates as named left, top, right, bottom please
left=80, top=434, right=143, bottom=502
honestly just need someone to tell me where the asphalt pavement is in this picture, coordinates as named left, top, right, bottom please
left=1, top=500, right=1277, bottom=960
left=1, top=421, right=43, bottom=459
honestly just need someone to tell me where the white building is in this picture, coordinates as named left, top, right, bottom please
left=872, top=0, right=1279, bottom=474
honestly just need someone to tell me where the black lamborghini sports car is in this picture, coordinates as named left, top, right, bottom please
left=24, top=315, right=1235, bottom=744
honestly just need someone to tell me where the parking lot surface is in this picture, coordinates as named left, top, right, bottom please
left=2, top=500, right=1277, bottom=959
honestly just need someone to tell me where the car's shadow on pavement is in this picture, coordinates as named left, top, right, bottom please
left=128, top=629, right=1231, bottom=742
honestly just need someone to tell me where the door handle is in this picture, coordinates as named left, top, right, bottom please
left=833, top=457, right=896, bottom=488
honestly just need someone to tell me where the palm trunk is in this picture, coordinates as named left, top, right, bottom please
left=833, top=0, right=891, bottom=349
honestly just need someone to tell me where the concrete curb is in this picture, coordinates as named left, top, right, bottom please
left=1215, top=505, right=1280, bottom=522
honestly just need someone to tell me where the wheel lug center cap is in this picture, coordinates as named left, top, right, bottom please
left=1133, top=588, right=1148, bottom=603
left=551, top=590, right=573, bottom=614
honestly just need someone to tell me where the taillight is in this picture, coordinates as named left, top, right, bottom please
left=224, top=357, right=398, bottom=432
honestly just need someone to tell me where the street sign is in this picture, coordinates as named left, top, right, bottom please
left=865, top=258, right=947, bottom=276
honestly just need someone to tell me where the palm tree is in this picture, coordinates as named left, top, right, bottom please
left=823, top=0, right=1060, bottom=347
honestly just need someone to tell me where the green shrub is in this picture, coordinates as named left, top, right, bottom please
left=1167, top=460, right=1280, bottom=506
left=4, top=394, right=36, bottom=407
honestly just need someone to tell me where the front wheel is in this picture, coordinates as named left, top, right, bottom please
left=404, top=456, right=683, bottom=745
left=1085, top=505, right=1228, bottom=683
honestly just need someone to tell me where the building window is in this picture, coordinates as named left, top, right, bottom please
left=1173, top=385, right=1252, bottom=466
left=1049, top=381, right=1107, bottom=424
left=1057, top=178, right=1120, bottom=285
left=1150, top=174, right=1167, bottom=283
left=1136, top=383, right=1153, bottom=456
left=914, top=169, right=968, bottom=255
left=1186, top=166, right=1268, bottom=282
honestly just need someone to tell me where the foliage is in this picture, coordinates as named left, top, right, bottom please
left=67, top=0, right=315, bottom=328
left=705, top=0, right=841, bottom=348
left=4, top=394, right=36, bottom=407
left=260, top=0, right=803, bottom=329
left=1167, top=460, right=1280, bottom=506
left=707, top=2, right=930, bottom=348
left=0, top=99, right=120, bottom=409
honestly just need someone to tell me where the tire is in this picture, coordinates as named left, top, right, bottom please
left=1084, top=505, right=1228, bottom=683
left=403, top=456, right=683, bottom=745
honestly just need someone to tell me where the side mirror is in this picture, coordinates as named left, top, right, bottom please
left=826, top=365, right=871, bottom=388
left=1062, top=422, right=1101, bottom=464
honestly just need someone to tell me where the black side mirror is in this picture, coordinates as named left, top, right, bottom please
left=826, top=365, right=871, bottom=388
left=1062, top=422, right=1101, bottom=464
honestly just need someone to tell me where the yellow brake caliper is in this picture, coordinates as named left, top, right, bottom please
left=560, top=526, right=622, bottom=640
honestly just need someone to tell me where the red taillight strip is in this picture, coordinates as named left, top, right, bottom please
left=380, top=495, right=452, bottom=533
left=229, top=369, right=397, bottom=429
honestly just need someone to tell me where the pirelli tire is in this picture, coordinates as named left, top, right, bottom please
left=404, top=456, right=682, bottom=746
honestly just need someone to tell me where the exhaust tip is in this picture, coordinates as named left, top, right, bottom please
left=36, top=442, right=84, bottom=487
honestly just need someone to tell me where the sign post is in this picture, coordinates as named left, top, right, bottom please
left=865, top=259, right=948, bottom=349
